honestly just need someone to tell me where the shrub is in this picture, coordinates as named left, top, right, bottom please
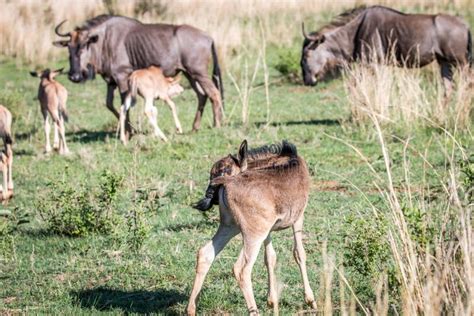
left=38, top=170, right=123, bottom=237
left=273, top=46, right=301, bottom=83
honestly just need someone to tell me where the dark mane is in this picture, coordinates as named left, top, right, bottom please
left=75, top=14, right=115, bottom=31
left=316, top=5, right=404, bottom=35
left=247, top=140, right=297, bottom=161
left=316, top=6, right=367, bottom=34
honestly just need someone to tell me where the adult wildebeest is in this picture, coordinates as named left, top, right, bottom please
left=53, top=15, right=224, bottom=139
left=301, top=6, right=472, bottom=95
left=189, top=140, right=317, bottom=315
left=30, top=68, right=70, bottom=155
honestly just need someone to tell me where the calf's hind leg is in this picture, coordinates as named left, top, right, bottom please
left=42, top=109, right=52, bottom=153
left=234, top=232, right=268, bottom=315
left=293, top=215, right=317, bottom=310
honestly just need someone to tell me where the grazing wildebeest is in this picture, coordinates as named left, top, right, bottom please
left=301, top=6, right=472, bottom=95
left=0, top=105, right=13, bottom=200
left=120, top=66, right=184, bottom=144
left=53, top=15, right=224, bottom=140
left=189, top=140, right=317, bottom=315
left=30, top=68, right=70, bottom=155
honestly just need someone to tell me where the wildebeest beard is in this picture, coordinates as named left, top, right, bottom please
left=86, top=64, right=96, bottom=80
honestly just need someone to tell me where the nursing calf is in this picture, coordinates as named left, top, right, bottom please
left=120, top=66, right=184, bottom=144
left=30, top=68, right=69, bottom=155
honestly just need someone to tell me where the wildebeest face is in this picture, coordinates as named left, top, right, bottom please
left=193, top=140, right=248, bottom=212
left=301, top=35, right=334, bottom=86
left=53, top=26, right=98, bottom=83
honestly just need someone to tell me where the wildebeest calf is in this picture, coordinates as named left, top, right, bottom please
left=120, top=66, right=184, bottom=144
left=0, top=105, right=13, bottom=201
left=30, top=68, right=69, bottom=155
left=188, top=140, right=317, bottom=315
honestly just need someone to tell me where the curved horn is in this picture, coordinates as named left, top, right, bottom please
left=55, top=20, right=70, bottom=37
left=302, top=22, right=315, bottom=41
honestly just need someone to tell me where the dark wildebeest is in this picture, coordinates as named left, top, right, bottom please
left=53, top=15, right=224, bottom=138
left=301, top=6, right=472, bottom=95
left=189, top=140, right=317, bottom=315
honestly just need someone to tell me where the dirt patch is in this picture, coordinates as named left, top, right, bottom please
left=313, top=180, right=349, bottom=193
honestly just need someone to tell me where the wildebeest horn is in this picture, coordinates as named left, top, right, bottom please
left=55, top=20, right=70, bottom=37
left=301, top=22, right=315, bottom=41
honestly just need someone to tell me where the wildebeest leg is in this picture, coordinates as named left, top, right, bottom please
left=439, top=61, right=454, bottom=101
left=106, top=84, right=120, bottom=119
left=42, top=109, right=52, bottom=153
left=119, top=94, right=134, bottom=145
left=58, top=115, right=69, bottom=155
left=234, top=233, right=267, bottom=315
left=53, top=120, right=60, bottom=150
left=184, top=73, right=208, bottom=132
left=264, top=235, right=279, bottom=314
left=195, top=75, right=223, bottom=129
left=292, top=215, right=317, bottom=310
left=1, top=154, right=8, bottom=200
left=120, top=91, right=134, bottom=141
left=163, top=97, right=183, bottom=134
left=7, top=143, right=13, bottom=191
left=144, top=97, right=168, bottom=142
left=187, top=224, right=238, bottom=316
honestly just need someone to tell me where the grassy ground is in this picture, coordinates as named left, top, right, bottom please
left=0, top=40, right=471, bottom=315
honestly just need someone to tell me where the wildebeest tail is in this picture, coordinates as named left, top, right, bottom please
left=211, top=42, right=224, bottom=109
left=468, top=29, right=472, bottom=68
left=4, top=133, right=12, bottom=146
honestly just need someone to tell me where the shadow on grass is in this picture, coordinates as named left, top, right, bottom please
left=67, top=129, right=116, bottom=144
left=71, top=287, right=186, bottom=314
left=255, top=118, right=341, bottom=127
left=163, top=219, right=217, bottom=232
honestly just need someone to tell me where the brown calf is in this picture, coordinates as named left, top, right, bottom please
left=120, top=66, right=184, bottom=144
left=0, top=105, right=13, bottom=201
left=30, top=68, right=69, bottom=155
left=188, top=140, right=317, bottom=315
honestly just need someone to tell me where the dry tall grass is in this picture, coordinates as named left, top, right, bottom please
left=344, top=60, right=473, bottom=130
left=0, top=0, right=472, bottom=66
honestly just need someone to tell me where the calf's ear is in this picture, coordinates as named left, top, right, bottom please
left=29, top=71, right=38, bottom=77
left=238, top=139, right=248, bottom=171
left=52, top=40, right=69, bottom=47
left=53, top=68, right=64, bottom=75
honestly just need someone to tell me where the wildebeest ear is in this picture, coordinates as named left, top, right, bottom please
left=238, top=140, right=248, bottom=171
left=317, top=34, right=326, bottom=44
left=52, top=40, right=69, bottom=47
left=29, top=71, right=39, bottom=77
left=53, top=68, right=64, bottom=74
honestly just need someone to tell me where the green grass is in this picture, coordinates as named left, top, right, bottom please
left=0, top=49, right=471, bottom=315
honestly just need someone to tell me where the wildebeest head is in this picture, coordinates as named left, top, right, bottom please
left=193, top=140, right=248, bottom=211
left=301, top=23, right=336, bottom=86
left=53, top=20, right=99, bottom=83
left=29, top=68, right=64, bottom=81
left=166, top=76, right=184, bottom=98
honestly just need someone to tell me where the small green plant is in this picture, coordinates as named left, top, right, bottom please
left=124, top=189, right=153, bottom=251
left=342, top=213, right=394, bottom=303
left=38, top=170, right=123, bottom=237
left=273, top=46, right=301, bottom=83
